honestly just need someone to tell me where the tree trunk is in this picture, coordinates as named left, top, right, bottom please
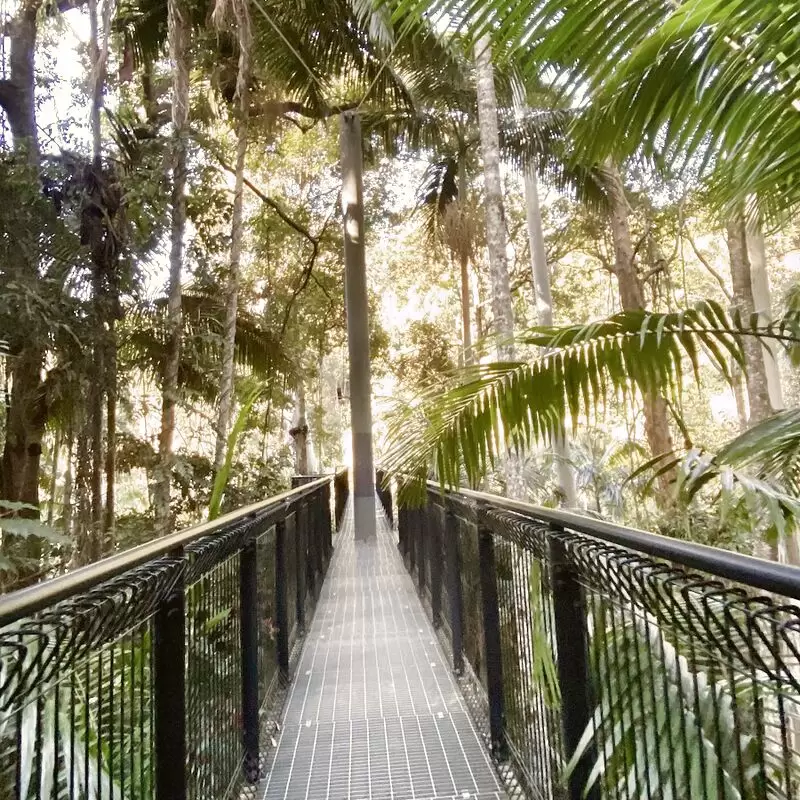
left=524, top=166, right=577, bottom=506
left=62, top=428, right=74, bottom=535
left=0, top=1, right=46, bottom=520
left=474, top=36, right=515, bottom=361
left=213, top=52, right=250, bottom=478
left=46, top=430, right=61, bottom=527
left=154, top=0, right=190, bottom=535
left=726, top=214, right=772, bottom=425
left=727, top=213, right=786, bottom=562
left=746, top=217, right=784, bottom=411
left=104, top=323, right=117, bottom=543
left=604, top=164, right=675, bottom=478
left=292, top=384, right=309, bottom=475
left=474, top=37, right=525, bottom=498
left=459, top=251, right=473, bottom=366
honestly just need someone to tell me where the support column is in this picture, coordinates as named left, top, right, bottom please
left=340, top=110, right=376, bottom=541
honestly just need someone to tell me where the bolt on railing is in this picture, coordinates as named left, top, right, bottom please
left=0, top=469, right=348, bottom=800
left=396, top=481, right=800, bottom=800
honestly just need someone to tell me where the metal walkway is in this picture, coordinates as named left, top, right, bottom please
left=261, top=500, right=506, bottom=800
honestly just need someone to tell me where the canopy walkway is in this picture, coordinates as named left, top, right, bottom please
left=2, top=470, right=800, bottom=800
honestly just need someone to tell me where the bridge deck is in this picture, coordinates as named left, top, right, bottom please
left=260, top=500, right=505, bottom=800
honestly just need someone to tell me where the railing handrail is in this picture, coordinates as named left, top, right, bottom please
left=427, top=482, right=800, bottom=600
left=0, top=472, right=338, bottom=627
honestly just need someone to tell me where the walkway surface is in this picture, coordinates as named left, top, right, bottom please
left=260, top=500, right=506, bottom=800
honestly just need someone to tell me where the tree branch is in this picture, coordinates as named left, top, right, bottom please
left=682, top=228, right=732, bottom=301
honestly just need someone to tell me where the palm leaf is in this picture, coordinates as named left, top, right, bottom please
left=382, top=301, right=800, bottom=493
left=208, top=384, right=263, bottom=520
left=385, top=0, right=800, bottom=217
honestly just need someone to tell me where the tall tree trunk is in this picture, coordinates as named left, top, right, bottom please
left=340, top=111, right=376, bottom=540
left=474, top=37, right=514, bottom=361
left=474, top=37, right=524, bottom=497
left=86, top=0, right=108, bottom=556
left=524, top=166, right=577, bottom=506
left=154, top=0, right=190, bottom=535
left=459, top=251, right=473, bottom=365
left=213, top=87, right=249, bottom=477
left=604, top=164, right=675, bottom=481
left=292, top=384, right=309, bottom=475
left=726, top=214, right=772, bottom=425
left=46, top=430, right=61, bottom=527
left=727, top=213, right=784, bottom=561
left=62, top=428, right=74, bottom=535
left=456, top=159, right=474, bottom=366
left=212, top=2, right=251, bottom=477
left=104, top=324, right=117, bottom=543
left=0, top=1, right=46, bottom=521
left=746, top=217, right=784, bottom=411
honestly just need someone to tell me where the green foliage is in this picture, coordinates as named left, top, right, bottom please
left=209, top=384, right=262, bottom=520
left=384, top=301, right=760, bottom=492
left=387, top=0, right=800, bottom=218
left=393, top=319, right=457, bottom=394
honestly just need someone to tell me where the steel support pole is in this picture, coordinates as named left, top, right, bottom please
left=154, top=558, right=186, bottom=800
left=340, top=111, right=376, bottom=541
left=549, top=530, right=599, bottom=800
left=239, top=539, right=260, bottom=781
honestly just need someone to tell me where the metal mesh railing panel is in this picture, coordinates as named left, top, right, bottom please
left=0, top=475, right=339, bottom=800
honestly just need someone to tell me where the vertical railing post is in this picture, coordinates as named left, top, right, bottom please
left=408, top=506, right=417, bottom=574
left=549, top=530, right=599, bottom=800
left=275, top=518, right=290, bottom=678
left=296, top=506, right=307, bottom=632
left=397, top=504, right=407, bottom=558
left=429, top=498, right=442, bottom=627
left=323, top=481, right=333, bottom=565
left=239, top=537, right=260, bottom=782
left=312, top=490, right=324, bottom=583
left=416, top=504, right=426, bottom=596
left=154, top=556, right=187, bottom=800
left=444, top=502, right=464, bottom=673
left=304, top=497, right=317, bottom=601
left=477, top=515, right=507, bottom=760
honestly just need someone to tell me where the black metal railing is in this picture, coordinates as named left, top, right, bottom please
left=396, top=483, right=800, bottom=800
left=0, top=469, right=350, bottom=800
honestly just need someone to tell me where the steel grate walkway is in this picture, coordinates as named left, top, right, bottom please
left=260, top=499, right=506, bottom=800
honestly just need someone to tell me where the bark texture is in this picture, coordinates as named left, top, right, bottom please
left=154, top=0, right=190, bottom=535
left=726, top=214, right=772, bottom=426
left=604, top=164, right=675, bottom=476
left=214, top=108, right=248, bottom=475
left=746, top=217, right=783, bottom=411
left=474, top=37, right=514, bottom=361
left=0, top=0, right=46, bottom=518
left=474, top=38, right=525, bottom=498
left=292, top=385, right=309, bottom=475
left=213, top=1, right=251, bottom=477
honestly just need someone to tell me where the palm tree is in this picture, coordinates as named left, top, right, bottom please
left=474, top=36, right=515, bottom=362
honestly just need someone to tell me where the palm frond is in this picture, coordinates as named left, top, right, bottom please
left=386, top=0, right=800, bottom=217
left=382, top=300, right=800, bottom=492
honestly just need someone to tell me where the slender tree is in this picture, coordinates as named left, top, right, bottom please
left=523, top=164, right=577, bottom=505
left=474, top=37, right=514, bottom=361
left=604, top=163, right=675, bottom=478
left=474, top=36, right=525, bottom=497
left=212, top=0, right=252, bottom=478
left=154, top=0, right=191, bottom=535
